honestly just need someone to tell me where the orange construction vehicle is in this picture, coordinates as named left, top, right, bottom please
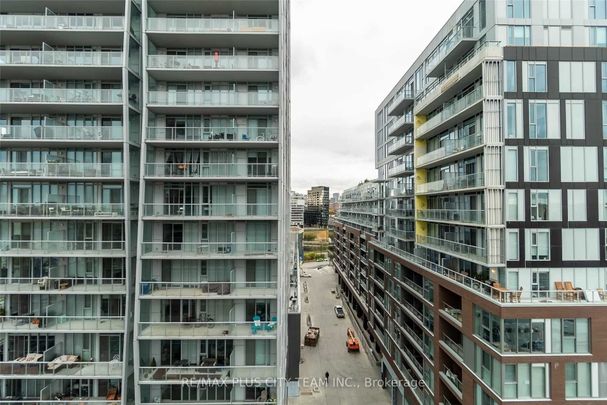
left=346, top=328, right=360, bottom=352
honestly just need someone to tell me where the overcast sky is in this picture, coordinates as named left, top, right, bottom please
left=291, top=0, right=462, bottom=195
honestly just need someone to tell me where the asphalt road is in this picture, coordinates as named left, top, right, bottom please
left=290, top=261, right=391, bottom=405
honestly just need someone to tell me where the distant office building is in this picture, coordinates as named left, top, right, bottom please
left=304, top=186, right=329, bottom=227
left=290, top=192, right=306, bottom=227
left=331, top=192, right=340, bottom=203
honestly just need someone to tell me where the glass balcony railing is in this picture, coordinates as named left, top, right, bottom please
left=148, top=54, right=278, bottom=70
left=147, top=90, right=278, bottom=107
left=416, top=234, right=487, bottom=262
left=0, top=50, right=122, bottom=66
left=146, top=126, right=278, bottom=142
left=147, top=17, right=279, bottom=33
left=0, top=88, right=122, bottom=104
left=417, top=208, right=485, bottom=225
left=416, top=172, right=484, bottom=194
left=144, top=162, right=277, bottom=178
left=139, top=280, right=277, bottom=297
left=141, top=241, right=277, bottom=256
left=387, top=161, right=414, bottom=177
left=385, top=229, right=415, bottom=241
left=388, top=187, right=414, bottom=198
left=387, top=114, right=413, bottom=136
left=0, top=163, right=124, bottom=178
left=139, top=365, right=276, bottom=381
left=426, top=25, right=475, bottom=75
left=0, top=240, right=126, bottom=253
left=386, top=208, right=414, bottom=218
left=0, top=125, right=123, bottom=141
left=442, top=366, right=462, bottom=393
left=417, top=132, right=483, bottom=167
left=441, top=334, right=463, bottom=359
left=387, top=89, right=414, bottom=115
left=0, top=361, right=123, bottom=377
left=0, top=202, right=125, bottom=217
left=0, top=315, right=124, bottom=331
left=387, top=135, right=413, bottom=155
left=417, top=85, right=483, bottom=137
left=142, top=202, right=278, bottom=217
left=138, top=321, right=278, bottom=338
left=0, top=15, right=125, bottom=31
left=0, top=277, right=126, bottom=292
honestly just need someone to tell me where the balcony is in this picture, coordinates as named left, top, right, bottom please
left=416, top=132, right=484, bottom=168
left=0, top=88, right=123, bottom=114
left=147, top=54, right=278, bottom=81
left=441, top=333, right=463, bottom=360
left=0, top=361, right=122, bottom=379
left=0, top=202, right=126, bottom=219
left=0, top=240, right=126, bottom=257
left=387, top=114, right=413, bottom=137
left=0, top=316, right=124, bottom=332
left=387, top=135, right=413, bottom=156
left=388, top=187, right=414, bottom=198
left=141, top=241, right=277, bottom=259
left=440, top=366, right=463, bottom=396
left=146, top=126, right=278, bottom=143
left=417, top=208, right=485, bottom=225
left=387, top=161, right=414, bottom=178
left=138, top=321, right=277, bottom=339
left=387, top=89, right=414, bottom=116
left=426, top=25, right=476, bottom=78
left=142, top=202, right=278, bottom=219
left=139, top=281, right=277, bottom=299
left=416, top=172, right=484, bottom=195
left=386, top=208, right=414, bottom=218
left=144, top=162, right=277, bottom=180
left=416, top=86, right=483, bottom=140
left=0, top=277, right=126, bottom=294
left=146, top=17, right=279, bottom=47
left=0, top=50, right=122, bottom=80
left=147, top=90, right=278, bottom=114
left=0, top=125, right=123, bottom=144
left=416, top=234, right=487, bottom=264
left=385, top=229, right=415, bottom=241
left=138, top=365, right=276, bottom=382
left=416, top=42, right=500, bottom=115
left=0, top=163, right=124, bottom=179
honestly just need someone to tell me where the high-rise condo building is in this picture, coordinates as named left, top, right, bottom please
left=303, top=185, right=329, bottom=227
left=334, top=1, right=607, bottom=404
left=290, top=191, right=305, bottom=227
left=0, top=0, right=290, bottom=404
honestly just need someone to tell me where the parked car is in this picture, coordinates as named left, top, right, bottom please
left=334, top=305, right=345, bottom=318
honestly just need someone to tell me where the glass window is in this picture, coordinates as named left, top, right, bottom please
left=590, top=0, right=607, bottom=18
left=507, top=191, right=519, bottom=221
left=506, top=101, right=519, bottom=138
left=565, top=100, right=585, bottom=139
left=505, top=61, right=517, bottom=92
left=527, top=62, right=547, bottom=92
left=590, top=27, right=607, bottom=47
left=530, top=190, right=548, bottom=221
left=505, top=147, right=518, bottom=181
left=602, top=62, right=607, bottom=92
left=529, top=102, right=547, bottom=138
left=529, top=148, right=548, bottom=181
left=603, top=101, right=607, bottom=139
left=507, top=230, right=519, bottom=261
left=560, top=62, right=596, bottom=92
left=565, top=363, right=592, bottom=398
left=530, top=230, right=550, bottom=260
left=508, top=26, right=531, bottom=45
left=507, top=0, right=531, bottom=18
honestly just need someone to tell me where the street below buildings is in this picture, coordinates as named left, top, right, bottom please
left=290, top=261, right=390, bottom=405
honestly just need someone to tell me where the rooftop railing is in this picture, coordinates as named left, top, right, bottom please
left=146, top=126, right=278, bottom=142
left=148, top=54, right=278, bottom=70
left=147, top=17, right=278, bottom=33
left=0, top=50, right=122, bottom=66
left=0, top=15, right=125, bottom=31
left=0, top=125, right=123, bottom=141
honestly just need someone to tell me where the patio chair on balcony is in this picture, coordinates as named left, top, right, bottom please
left=509, top=287, right=523, bottom=303
left=597, top=288, right=606, bottom=301
left=251, top=315, right=261, bottom=335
